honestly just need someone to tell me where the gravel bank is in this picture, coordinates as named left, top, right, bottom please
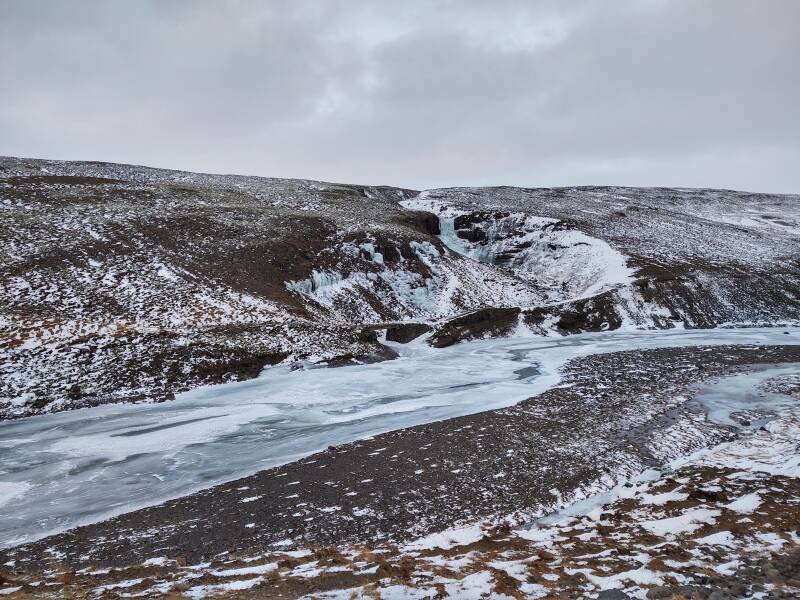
left=2, top=344, right=798, bottom=584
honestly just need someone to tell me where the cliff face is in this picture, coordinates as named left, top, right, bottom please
left=405, top=187, right=800, bottom=344
left=2, top=157, right=798, bottom=417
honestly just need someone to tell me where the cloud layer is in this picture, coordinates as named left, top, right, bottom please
left=2, top=0, right=798, bottom=192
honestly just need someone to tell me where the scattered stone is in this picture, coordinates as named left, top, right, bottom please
left=598, top=589, right=630, bottom=599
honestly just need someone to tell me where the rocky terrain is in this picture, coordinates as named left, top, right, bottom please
left=404, top=187, right=800, bottom=337
left=1, top=157, right=800, bottom=599
left=1, top=345, right=798, bottom=599
left=2, top=157, right=799, bottom=418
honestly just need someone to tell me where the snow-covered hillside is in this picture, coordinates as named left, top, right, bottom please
left=407, top=186, right=800, bottom=341
left=1, top=157, right=798, bottom=417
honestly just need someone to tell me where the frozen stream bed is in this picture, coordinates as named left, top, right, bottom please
left=1, top=327, right=799, bottom=548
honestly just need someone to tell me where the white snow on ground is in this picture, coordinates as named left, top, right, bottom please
left=695, top=530, right=736, bottom=546
left=640, top=507, right=721, bottom=536
left=400, top=190, right=462, bottom=217
left=141, top=557, right=175, bottom=567
left=639, top=489, right=689, bottom=505
left=402, top=524, right=484, bottom=551
left=209, top=562, right=278, bottom=577
left=690, top=198, right=800, bottom=235
left=724, top=493, right=762, bottom=514
left=185, top=577, right=264, bottom=599
left=579, top=566, right=665, bottom=590
left=0, top=587, right=21, bottom=595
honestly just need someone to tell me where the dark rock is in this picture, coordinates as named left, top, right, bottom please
left=453, top=211, right=509, bottom=230
left=191, top=348, right=289, bottom=381
left=456, top=225, right=487, bottom=243
left=676, top=587, right=711, bottom=599
left=326, top=345, right=399, bottom=368
left=597, top=589, right=630, bottom=600
left=688, top=488, right=724, bottom=502
left=526, top=290, right=624, bottom=334
left=385, top=323, right=432, bottom=344
left=646, top=587, right=675, bottom=599
left=359, top=328, right=379, bottom=343
left=376, top=242, right=403, bottom=263
left=398, top=210, right=440, bottom=236
left=542, top=219, right=574, bottom=232
left=725, top=582, right=746, bottom=596
left=429, top=307, right=521, bottom=348
left=66, top=384, right=84, bottom=400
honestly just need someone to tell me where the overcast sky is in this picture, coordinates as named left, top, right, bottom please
left=1, top=1, right=798, bottom=193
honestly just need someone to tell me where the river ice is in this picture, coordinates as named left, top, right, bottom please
left=0, top=327, right=798, bottom=547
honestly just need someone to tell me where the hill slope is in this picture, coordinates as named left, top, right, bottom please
left=1, top=157, right=798, bottom=418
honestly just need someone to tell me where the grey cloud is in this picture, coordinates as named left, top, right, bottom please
left=1, top=0, right=798, bottom=192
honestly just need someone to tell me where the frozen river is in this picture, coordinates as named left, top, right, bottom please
left=1, top=327, right=798, bottom=547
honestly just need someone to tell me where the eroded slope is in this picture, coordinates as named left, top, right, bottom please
left=2, top=157, right=798, bottom=417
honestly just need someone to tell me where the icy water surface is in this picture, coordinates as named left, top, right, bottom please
left=1, top=327, right=798, bottom=547
left=527, top=363, right=800, bottom=531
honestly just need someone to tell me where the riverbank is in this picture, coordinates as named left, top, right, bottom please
left=3, top=328, right=798, bottom=550
left=2, top=343, right=799, bottom=598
